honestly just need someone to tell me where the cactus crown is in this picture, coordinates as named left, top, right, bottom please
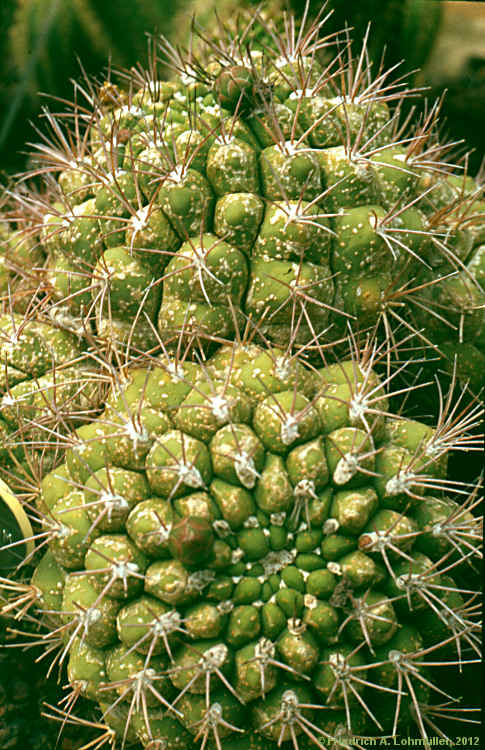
left=1, top=0, right=483, bottom=390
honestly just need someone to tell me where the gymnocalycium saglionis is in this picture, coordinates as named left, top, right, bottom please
left=0, top=4, right=482, bottom=749
left=0, top=324, right=482, bottom=750
left=4, top=2, right=484, bottom=397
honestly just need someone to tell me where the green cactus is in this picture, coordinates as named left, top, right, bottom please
left=0, top=203, right=105, bottom=480
left=0, top=331, right=481, bottom=748
left=0, top=307, right=106, bottom=482
left=0, top=7, right=482, bottom=749
left=175, top=0, right=441, bottom=78
left=0, top=0, right=193, bottom=174
left=5, top=7, right=482, bottom=399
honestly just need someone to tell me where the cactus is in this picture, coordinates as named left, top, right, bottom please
left=0, top=611, right=100, bottom=750
left=0, top=207, right=105, bottom=482
left=0, top=0, right=442, bottom=176
left=0, top=187, right=112, bottom=489
left=0, top=6, right=482, bottom=749
left=0, top=308, right=106, bottom=481
left=0, top=0, right=192, bottom=173
left=175, top=0, right=441, bottom=77
left=0, top=331, right=481, bottom=748
left=4, top=5, right=482, bottom=401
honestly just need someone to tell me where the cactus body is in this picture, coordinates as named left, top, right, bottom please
left=0, top=8, right=482, bottom=749
left=4, top=8, right=482, bottom=399
left=0, top=336, right=477, bottom=749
